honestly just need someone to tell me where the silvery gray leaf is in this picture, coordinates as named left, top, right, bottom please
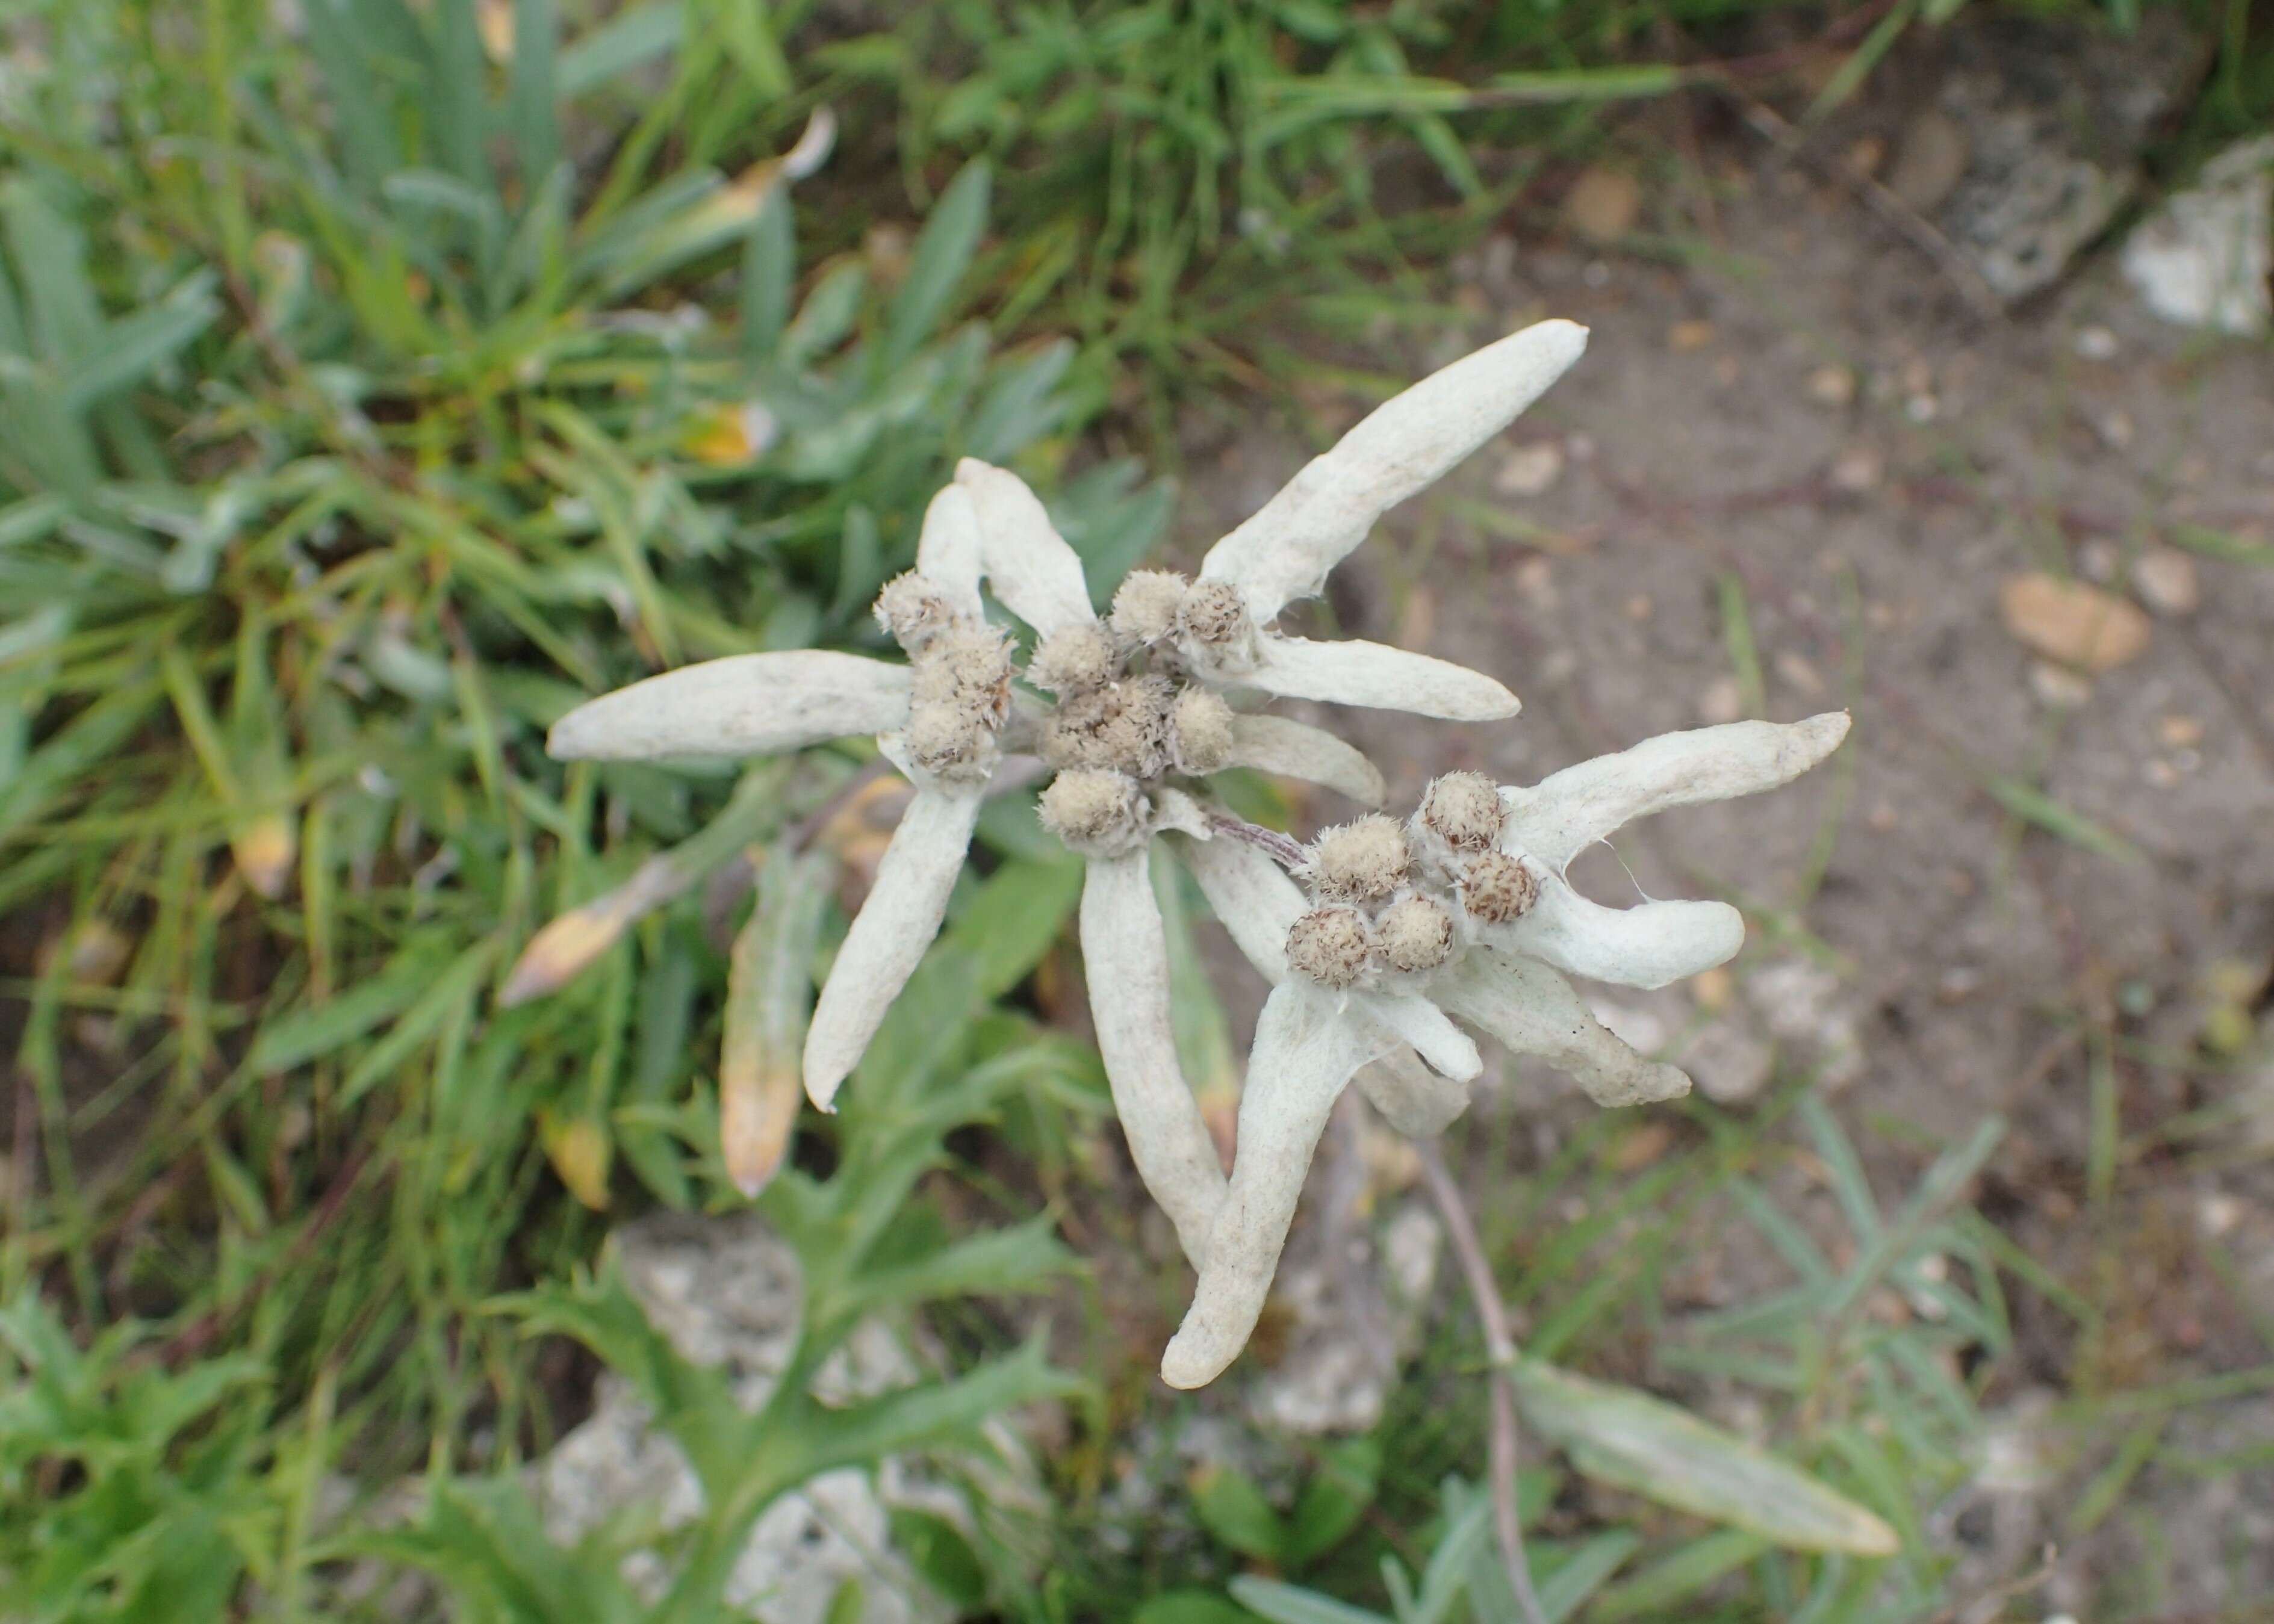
left=1200, top=320, right=1588, bottom=618
left=548, top=651, right=911, bottom=761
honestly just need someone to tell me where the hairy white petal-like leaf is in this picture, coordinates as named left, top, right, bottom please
left=803, top=788, right=983, bottom=1109
left=1492, top=872, right=1744, bottom=991
left=1151, top=787, right=1213, bottom=840
left=914, top=483, right=986, bottom=621
left=1352, top=1045, right=1471, bottom=1136
left=1225, top=714, right=1387, bottom=805
left=1200, top=320, right=1588, bottom=618
left=1172, top=830, right=1307, bottom=984
left=954, top=457, right=1095, bottom=635
left=1353, top=989, right=1482, bottom=1082
left=1235, top=636, right=1519, bottom=721
left=1505, top=713, right=1852, bottom=870
left=548, top=651, right=910, bottom=761
left=1437, top=952, right=1691, bottom=1106
left=1162, top=982, right=1385, bottom=1389
left=1081, top=851, right=1231, bottom=1266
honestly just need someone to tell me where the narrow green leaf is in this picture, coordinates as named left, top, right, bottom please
left=429, top=0, right=495, bottom=189
left=741, top=184, right=795, bottom=370
left=1511, top=1360, right=1901, bottom=1555
left=508, top=0, right=561, bottom=188
left=247, top=935, right=453, bottom=1074
left=1591, top=1528, right=1772, bottom=1622
left=1533, top=1530, right=1641, bottom=1623
left=1980, top=773, right=2144, bottom=866
left=556, top=0, right=683, bottom=99
left=881, top=160, right=989, bottom=370
left=58, top=274, right=219, bottom=414
left=1189, top=1461, right=1289, bottom=1563
left=1226, top=1576, right=1388, bottom=1624
left=786, top=1337, right=1082, bottom=1481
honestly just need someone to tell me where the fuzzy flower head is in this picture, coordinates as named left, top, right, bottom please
left=1158, top=712, right=1854, bottom=1389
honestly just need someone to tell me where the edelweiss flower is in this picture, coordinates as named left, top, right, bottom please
left=1158, top=714, right=1853, bottom=1388
left=548, top=483, right=1015, bottom=1116
left=939, top=317, right=1591, bottom=1260
left=547, top=317, right=1595, bottom=1272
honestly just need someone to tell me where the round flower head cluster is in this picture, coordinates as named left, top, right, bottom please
left=1284, top=774, right=1542, bottom=993
left=877, top=572, right=1013, bottom=783
left=1030, top=572, right=1278, bottom=857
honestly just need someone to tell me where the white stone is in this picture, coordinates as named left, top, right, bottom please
left=2121, top=136, right=2274, bottom=335
left=1493, top=441, right=1567, bottom=497
left=532, top=1214, right=1030, bottom=1624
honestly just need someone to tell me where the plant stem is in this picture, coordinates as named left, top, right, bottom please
left=1414, top=1137, right=1551, bottom=1624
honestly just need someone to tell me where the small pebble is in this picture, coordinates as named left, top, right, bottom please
left=1807, top=364, right=1858, bottom=406
left=2074, top=326, right=2119, bottom=360
left=2131, top=547, right=2199, bottom=615
left=2199, top=1194, right=2242, bottom=1238
left=1830, top=444, right=1884, bottom=492
left=1697, top=675, right=1745, bottom=724
left=2001, top=573, right=2151, bottom=672
left=1670, top=319, right=1716, bottom=351
left=1624, top=592, right=1654, bottom=622
left=1612, top=1121, right=1676, bottom=1171
left=1493, top=441, right=1565, bottom=497
left=2158, top=714, right=2204, bottom=748
left=2078, top=539, right=2122, bottom=582
left=2028, top=660, right=2095, bottom=708
left=1564, top=166, right=1641, bottom=244
left=1775, top=649, right=1825, bottom=696
left=2094, top=409, right=2135, bottom=449
left=1515, top=557, right=1558, bottom=609
left=1887, top=109, right=1969, bottom=212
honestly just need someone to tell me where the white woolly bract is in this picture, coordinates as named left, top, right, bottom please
left=1173, top=832, right=1306, bottom=984
left=1224, top=714, right=1387, bottom=806
left=1232, top=636, right=1520, bottom=721
left=1080, top=851, right=1231, bottom=1266
left=547, top=650, right=912, bottom=761
left=802, top=787, right=984, bottom=1109
left=1435, top=952, right=1691, bottom=1108
left=1161, top=981, right=1389, bottom=1389
left=1199, top=320, right=1588, bottom=619
left=1490, top=876, right=1745, bottom=991
left=953, top=458, right=1095, bottom=636
left=1350, top=988, right=1481, bottom=1082
left=1352, top=1046, right=1470, bottom=1137
left=913, top=482, right=987, bottom=621
left=1502, top=712, right=1852, bottom=870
